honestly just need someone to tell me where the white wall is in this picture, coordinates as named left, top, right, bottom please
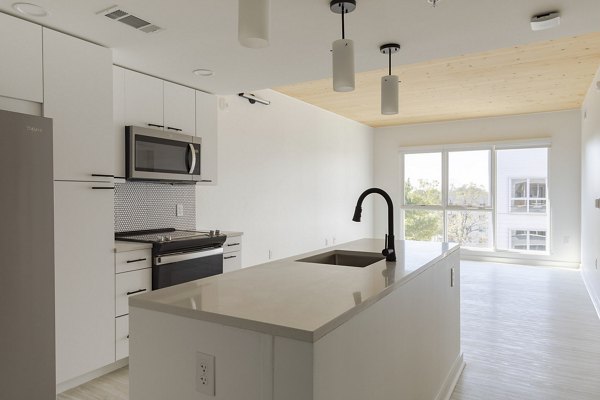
left=196, top=89, right=374, bottom=267
left=581, top=67, right=600, bottom=311
left=374, top=110, right=581, bottom=265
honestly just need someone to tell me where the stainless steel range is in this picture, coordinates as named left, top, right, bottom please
left=115, top=228, right=226, bottom=290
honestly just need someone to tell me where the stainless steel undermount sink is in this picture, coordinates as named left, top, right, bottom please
left=296, top=250, right=385, bottom=268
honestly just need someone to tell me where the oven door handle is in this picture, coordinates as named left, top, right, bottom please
left=154, top=247, right=223, bottom=266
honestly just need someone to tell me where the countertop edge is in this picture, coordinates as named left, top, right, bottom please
left=129, top=300, right=315, bottom=342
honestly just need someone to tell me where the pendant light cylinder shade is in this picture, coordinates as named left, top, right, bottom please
left=238, top=0, right=270, bottom=48
left=332, top=38, right=355, bottom=92
left=381, top=75, right=399, bottom=115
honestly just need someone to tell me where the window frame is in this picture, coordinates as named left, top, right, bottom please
left=399, top=139, right=551, bottom=254
left=509, top=229, right=548, bottom=252
left=508, top=177, right=548, bottom=215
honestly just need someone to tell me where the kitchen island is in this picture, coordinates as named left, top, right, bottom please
left=129, top=239, right=463, bottom=400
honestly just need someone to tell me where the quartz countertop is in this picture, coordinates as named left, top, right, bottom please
left=130, top=239, right=458, bottom=342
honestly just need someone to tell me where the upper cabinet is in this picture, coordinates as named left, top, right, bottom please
left=164, top=81, right=196, bottom=135
left=124, top=69, right=164, bottom=129
left=114, top=68, right=218, bottom=182
left=43, top=28, right=114, bottom=181
left=196, top=90, right=218, bottom=185
left=0, top=13, right=43, bottom=102
left=113, top=66, right=126, bottom=178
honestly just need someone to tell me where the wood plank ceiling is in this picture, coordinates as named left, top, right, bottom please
left=275, top=32, right=600, bottom=128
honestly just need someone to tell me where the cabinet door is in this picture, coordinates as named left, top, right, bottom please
left=115, top=268, right=152, bottom=317
left=433, top=252, right=461, bottom=384
left=195, top=90, right=218, bottom=184
left=0, top=13, right=42, bottom=102
left=113, top=66, right=126, bottom=178
left=43, top=28, right=114, bottom=181
left=124, top=69, right=164, bottom=129
left=164, top=81, right=196, bottom=135
left=54, top=181, right=115, bottom=383
left=223, top=251, right=242, bottom=273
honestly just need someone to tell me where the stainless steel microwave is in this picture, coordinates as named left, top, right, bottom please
left=126, top=126, right=201, bottom=182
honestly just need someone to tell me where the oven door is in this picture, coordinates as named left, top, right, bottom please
left=126, top=126, right=201, bottom=182
left=152, top=247, right=223, bottom=290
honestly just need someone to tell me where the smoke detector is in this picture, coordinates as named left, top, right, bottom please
left=97, top=6, right=162, bottom=33
left=530, top=11, right=561, bottom=31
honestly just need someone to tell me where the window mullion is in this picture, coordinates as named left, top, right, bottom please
left=442, top=150, right=449, bottom=242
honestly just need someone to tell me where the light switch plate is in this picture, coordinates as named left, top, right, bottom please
left=176, top=204, right=184, bottom=216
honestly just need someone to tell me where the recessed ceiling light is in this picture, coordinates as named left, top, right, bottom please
left=12, top=2, right=48, bottom=17
left=193, top=69, right=214, bottom=77
left=530, top=11, right=561, bottom=31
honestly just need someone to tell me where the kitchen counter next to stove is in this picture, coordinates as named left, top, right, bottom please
left=114, top=240, right=152, bottom=253
left=129, top=238, right=458, bottom=342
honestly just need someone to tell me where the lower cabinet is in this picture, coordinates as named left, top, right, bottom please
left=115, top=315, right=130, bottom=361
left=223, top=235, right=243, bottom=272
left=114, top=249, right=152, bottom=360
left=54, top=181, right=115, bottom=383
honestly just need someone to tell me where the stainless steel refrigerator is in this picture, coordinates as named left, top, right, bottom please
left=0, top=109, right=55, bottom=399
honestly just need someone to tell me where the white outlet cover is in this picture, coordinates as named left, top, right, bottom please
left=176, top=204, right=184, bottom=217
left=196, top=352, right=215, bottom=396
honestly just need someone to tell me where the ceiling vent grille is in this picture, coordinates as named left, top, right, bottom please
left=97, top=6, right=162, bottom=33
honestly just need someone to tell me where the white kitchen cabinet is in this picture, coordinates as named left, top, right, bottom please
left=224, top=251, right=242, bottom=273
left=54, top=181, right=115, bottom=384
left=115, top=315, right=130, bottom=361
left=113, top=66, right=126, bottom=178
left=116, top=268, right=152, bottom=317
left=195, top=90, right=218, bottom=184
left=124, top=69, right=164, bottom=129
left=434, top=251, right=461, bottom=383
left=43, top=28, right=114, bottom=181
left=164, top=81, right=196, bottom=135
left=0, top=13, right=43, bottom=102
left=223, top=235, right=242, bottom=272
left=115, top=248, right=152, bottom=274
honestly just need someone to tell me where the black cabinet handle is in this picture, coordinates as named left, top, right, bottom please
left=148, top=123, right=164, bottom=128
left=200, top=180, right=213, bottom=183
left=167, top=126, right=183, bottom=132
left=126, top=289, right=147, bottom=296
left=126, top=258, right=147, bottom=264
left=227, top=243, right=240, bottom=247
left=126, top=334, right=130, bottom=339
left=92, top=174, right=115, bottom=178
left=224, top=255, right=237, bottom=260
left=92, top=187, right=115, bottom=190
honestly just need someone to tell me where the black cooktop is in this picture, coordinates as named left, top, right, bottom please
left=115, top=228, right=226, bottom=254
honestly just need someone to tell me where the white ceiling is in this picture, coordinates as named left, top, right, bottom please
left=1, top=0, right=599, bottom=95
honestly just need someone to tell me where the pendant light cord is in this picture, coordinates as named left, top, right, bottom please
left=388, top=51, right=392, bottom=75
left=341, top=4, right=345, bottom=39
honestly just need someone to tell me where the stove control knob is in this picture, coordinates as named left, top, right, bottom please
left=209, top=230, right=215, bottom=237
left=159, top=236, right=166, bottom=242
left=215, top=230, right=220, bottom=236
left=167, top=235, right=172, bottom=241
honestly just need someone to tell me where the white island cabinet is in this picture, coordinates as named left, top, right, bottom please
left=129, top=239, right=463, bottom=400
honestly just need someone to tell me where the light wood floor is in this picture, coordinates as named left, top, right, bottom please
left=57, top=261, right=600, bottom=400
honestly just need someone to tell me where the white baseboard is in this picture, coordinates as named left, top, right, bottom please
left=462, top=253, right=580, bottom=269
left=56, top=358, right=129, bottom=394
left=435, top=353, right=466, bottom=400
left=582, top=269, right=600, bottom=320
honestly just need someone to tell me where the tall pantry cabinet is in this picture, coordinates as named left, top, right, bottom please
left=43, top=28, right=116, bottom=384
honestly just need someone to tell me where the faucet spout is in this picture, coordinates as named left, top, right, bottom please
left=352, top=188, right=396, bottom=262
